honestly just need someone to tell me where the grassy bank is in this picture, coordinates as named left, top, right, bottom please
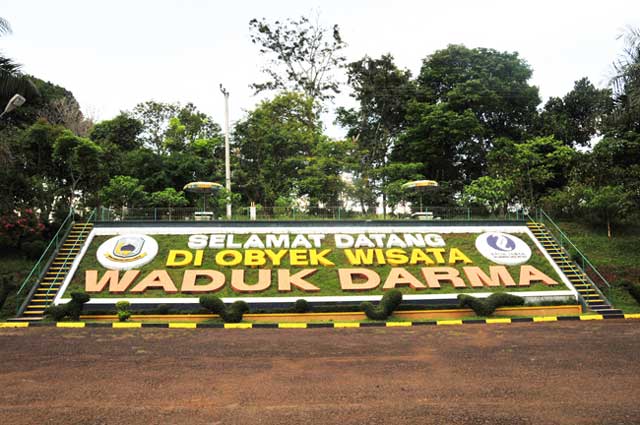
left=558, top=221, right=640, bottom=313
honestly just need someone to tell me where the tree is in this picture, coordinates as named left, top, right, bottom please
left=0, top=17, right=38, bottom=107
left=234, top=92, right=320, bottom=207
left=249, top=14, right=346, bottom=102
left=391, top=102, right=483, bottom=188
left=89, top=113, right=143, bottom=151
left=607, top=27, right=640, bottom=135
left=337, top=55, right=417, bottom=213
left=131, top=101, right=222, bottom=154
left=582, top=185, right=633, bottom=239
left=538, top=78, right=612, bottom=147
left=52, top=131, right=104, bottom=207
left=417, top=45, right=540, bottom=142
left=488, top=136, right=574, bottom=207
left=149, top=188, right=188, bottom=219
left=99, top=175, right=147, bottom=216
left=461, top=176, right=513, bottom=214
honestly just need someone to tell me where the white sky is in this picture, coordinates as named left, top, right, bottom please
left=1, top=0, right=638, bottom=138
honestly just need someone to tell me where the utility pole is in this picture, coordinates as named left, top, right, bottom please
left=219, top=84, right=231, bottom=219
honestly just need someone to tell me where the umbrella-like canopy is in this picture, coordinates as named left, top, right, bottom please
left=401, top=180, right=439, bottom=189
left=402, top=180, right=439, bottom=214
left=183, top=182, right=223, bottom=213
left=183, top=181, right=223, bottom=194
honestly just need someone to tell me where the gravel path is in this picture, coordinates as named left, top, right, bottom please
left=1, top=321, right=639, bottom=424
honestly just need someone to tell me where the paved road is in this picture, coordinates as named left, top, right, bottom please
left=1, top=321, right=640, bottom=424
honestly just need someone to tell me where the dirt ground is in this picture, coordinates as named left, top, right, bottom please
left=1, top=321, right=640, bottom=425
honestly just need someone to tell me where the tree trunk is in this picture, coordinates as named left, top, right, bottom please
left=607, top=218, right=612, bottom=239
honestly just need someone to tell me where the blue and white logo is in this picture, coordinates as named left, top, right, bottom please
left=486, top=234, right=517, bottom=252
left=475, top=232, right=531, bottom=265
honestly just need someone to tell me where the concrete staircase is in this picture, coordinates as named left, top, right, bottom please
left=527, top=222, right=623, bottom=318
left=19, top=223, right=93, bottom=319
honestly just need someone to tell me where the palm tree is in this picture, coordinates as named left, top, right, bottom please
left=0, top=17, right=38, bottom=106
left=610, top=27, right=640, bottom=132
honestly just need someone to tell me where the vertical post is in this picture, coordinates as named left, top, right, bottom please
left=220, top=85, right=232, bottom=220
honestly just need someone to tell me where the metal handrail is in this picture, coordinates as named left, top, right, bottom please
left=537, top=209, right=611, bottom=291
left=43, top=209, right=96, bottom=298
left=530, top=209, right=611, bottom=297
left=15, top=210, right=74, bottom=314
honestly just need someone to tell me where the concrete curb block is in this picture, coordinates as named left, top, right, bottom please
left=1, top=314, right=637, bottom=329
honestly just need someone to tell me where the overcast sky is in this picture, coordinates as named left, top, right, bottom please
left=1, top=0, right=638, bottom=137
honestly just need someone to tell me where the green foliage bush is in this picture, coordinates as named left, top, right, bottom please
left=117, top=310, right=132, bottom=322
left=116, top=300, right=131, bottom=322
left=44, top=305, right=67, bottom=321
left=360, top=289, right=403, bottom=320
left=293, top=299, right=310, bottom=313
left=44, top=292, right=90, bottom=321
left=199, top=295, right=250, bottom=323
left=458, top=293, right=525, bottom=317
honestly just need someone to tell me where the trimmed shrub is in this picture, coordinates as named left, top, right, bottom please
left=46, top=292, right=91, bottom=321
left=361, top=290, right=403, bottom=320
left=199, top=295, right=225, bottom=315
left=458, top=293, right=525, bottom=317
left=223, top=301, right=250, bottom=323
left=67, top=292, right=90, bottom=321
left=21, top=240, right=47, bottom=260
left=116, top=301, right=131, bottom=322
left=117, top=310, right=132, bottom=322
left=293, top=299, right=310, bottom=313
left=199, top=296, right=250, bottom=323
left=44, top=305, right=67, bottom=321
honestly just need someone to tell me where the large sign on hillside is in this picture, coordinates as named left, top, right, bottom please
left=55, top=224, right=577, bottom=305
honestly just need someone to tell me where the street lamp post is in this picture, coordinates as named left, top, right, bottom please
left=219, top=85, right=231, bottom=220
left=0, top=94, right=26, bottom=119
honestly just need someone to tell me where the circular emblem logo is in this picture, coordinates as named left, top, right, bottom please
left=97, top=234, right=158, bottom=270
left=475, top=232, right=531, bottom=265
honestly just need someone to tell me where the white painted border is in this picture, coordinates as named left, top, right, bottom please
left=55, top=224, right=579, bottom=305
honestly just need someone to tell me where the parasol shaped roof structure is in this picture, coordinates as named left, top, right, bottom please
left=183, top=181, right=224, bottom=194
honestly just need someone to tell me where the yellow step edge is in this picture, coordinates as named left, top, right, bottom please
left=278, top=322, right=308, bottom=329
left=113, top=322, right=142, bottom=328
left=533, top=316, right=557, bottom=322
left=437, top=319, right=463, bottom=326
left=334, top=322, right=360, bottom=328
left=57, top=322, right=85, bottom=328
left=386, top=321, right=412, bottom=327
left=168, top=322, right=197, bottom=329
left=485, top=318, right=512, bottom=324
left=224, top=323, right=252, bottom=329
left=624, top=313, right=640, bottom=319
left=579, top=315, right=603, bottom=321
left=0, top=322, right=29, bottom=328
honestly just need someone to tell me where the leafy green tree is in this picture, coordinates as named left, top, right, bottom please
left=99, top=175, right=147, bottom=216
left=488, top=136, right=574, bottom=207
left=538, top=78, right=612, bottom=147
left=234, top=92, right=320, bottom=207
left=249, top=14, right=346, bottom=103
left=607, top=27, right=640, bottom=135
left=52, top=131, right=104, bottom=206
left=337, top=55, right=417, bottom=213
left=298, top=137, right=357, bottom=207
left=461, top=176, right=513, bottom=214
left=149, top=188, right=189, bottom=219
left=417, top=44, right=540, bottom=142
left=391, top=102, right=483, bottom=187
left=90, top=113, right=143, bottom=151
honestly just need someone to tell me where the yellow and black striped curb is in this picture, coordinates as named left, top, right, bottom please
left=1, top=314, right=640, bottom=329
